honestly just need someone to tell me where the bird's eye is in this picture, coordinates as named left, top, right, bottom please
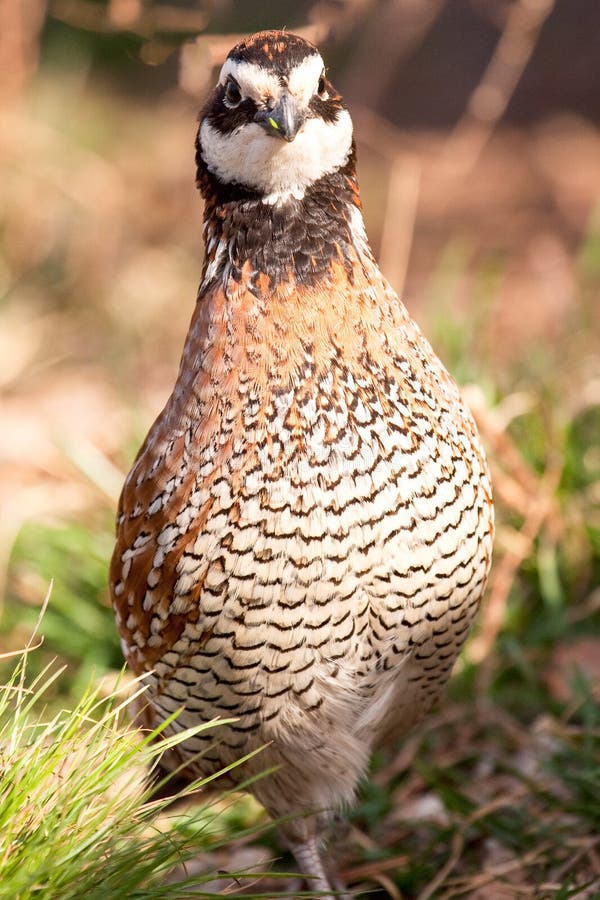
left=317, top=73, right=327, bottom=98
left=224, top=79, right=242, bottom=106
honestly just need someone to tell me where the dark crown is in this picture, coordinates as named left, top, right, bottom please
left=226, top=30, right=319, bottom=73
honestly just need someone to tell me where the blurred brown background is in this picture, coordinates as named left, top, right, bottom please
left=1, top=3, right=599, bottom=894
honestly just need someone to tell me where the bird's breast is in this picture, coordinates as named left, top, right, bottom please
left=113, top=328, right=492, bottom=683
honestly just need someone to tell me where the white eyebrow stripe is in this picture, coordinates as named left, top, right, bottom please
left=286, top=54, right=324, bottom=105
left=219, top=53, right=324, bottom=107
left=219, top=59, right=280, bottom=103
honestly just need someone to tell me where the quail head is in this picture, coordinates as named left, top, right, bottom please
left=110, top=29, right=494, bottom=898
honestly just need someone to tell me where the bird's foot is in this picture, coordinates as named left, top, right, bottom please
left=288, top=836, right=353, bottom=899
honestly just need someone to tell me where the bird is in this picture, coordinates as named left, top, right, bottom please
left=110, top=29, right=494, bottom=898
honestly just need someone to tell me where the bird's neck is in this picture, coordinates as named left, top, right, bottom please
left=161, top=158, right=404, bottom=433
left=196, top=153, right=367, bottom=292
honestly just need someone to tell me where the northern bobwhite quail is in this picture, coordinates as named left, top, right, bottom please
left=110, top=30, right=494, bottom=898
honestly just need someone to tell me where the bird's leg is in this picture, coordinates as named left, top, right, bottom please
left=287, top=836, right=353, bottom=899
left=289, top=836, right=333, bottom=896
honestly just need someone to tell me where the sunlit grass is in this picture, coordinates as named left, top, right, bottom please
left=0, top=613, right=281, bottom=900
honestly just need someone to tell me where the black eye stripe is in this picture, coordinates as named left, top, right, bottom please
left=207, top=92, right=258, bottom=134
left=308, top=95, right=343, bottom=123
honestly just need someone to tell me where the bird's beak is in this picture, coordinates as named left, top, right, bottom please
left=256, top=94, right=305, bottom=142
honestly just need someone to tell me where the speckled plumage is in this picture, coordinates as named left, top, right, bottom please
left=110, top=30, right=493, bottom=897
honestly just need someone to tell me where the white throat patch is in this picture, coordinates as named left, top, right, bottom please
left=200, top=112, right=353, bottom=204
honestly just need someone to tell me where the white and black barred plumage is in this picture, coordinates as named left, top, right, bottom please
left=110, top=30, right=494, bottom=898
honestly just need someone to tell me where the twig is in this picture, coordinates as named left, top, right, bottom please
left=341, top=852, right=410, bottom=882
left=442, top=0, right=556, bottom=176
left=416, top=829, right=464, bottom=900
left=0, top=0, right=47, bottom=102
left=342, top=0, right=446, bottom=109
left=49, top=0, right=209, bottom=35
left=445, top=842, right=554, bottom=893
left=378, top=153, right=421, bottom=297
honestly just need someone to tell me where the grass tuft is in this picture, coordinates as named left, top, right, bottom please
left=0, top=614, right=279, bottom=900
